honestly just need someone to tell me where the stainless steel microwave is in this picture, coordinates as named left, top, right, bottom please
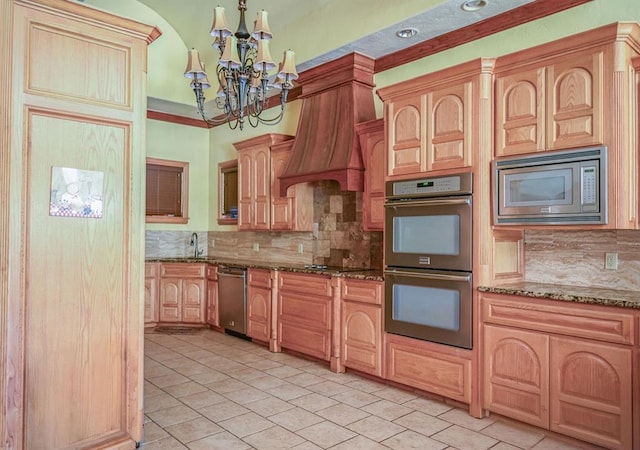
left=493, top=146, right=607, bottom=225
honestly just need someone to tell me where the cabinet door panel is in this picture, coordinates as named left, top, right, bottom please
left=248, top=285, right=271, bottom=342
left=342, top=302, right=381, bottom=376
left=484, top=324, right=549, bottom=428
left=429, top=84, right=471, bottom=171
left=495, top=68, right=545, bottom=156
left=207, top=280, right=219, bottom=327
left=160, top=278, right=181, bottom=322
left=550, top=337, right=632, bottom=450
left=547, top=51, right=603, bottom=149
left=388, top=98, right=424, bottom=177
left=182, top=279, right=206, bottom=323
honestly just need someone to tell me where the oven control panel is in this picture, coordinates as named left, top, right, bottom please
left=387, top=173, right=472, bottom=198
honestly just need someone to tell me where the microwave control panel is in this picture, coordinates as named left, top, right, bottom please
left=581, top=165, right=597, bottom=208
left=388, top=173, right=472, bottom=198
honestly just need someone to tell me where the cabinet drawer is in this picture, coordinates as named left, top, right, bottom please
left=279, top=272, right=331, bottom=296
left=206, top=265, right=218, bottom=280
left=279, top=291, right=331, bottom=330
left=249, top=268, right=271, bottom=288
left=279, top=321, right=331, bottom=361
left=385, top=333, right=471, bottom=404
left=145, top=262, right=158, bottom=278
left=342, top=279, right=382, bottom=305
left=160, top=263, right=206, bottom=278
left=482, top=293, right=635, bottom=345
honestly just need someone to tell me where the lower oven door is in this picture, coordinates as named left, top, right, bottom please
left=384, top=268, right=472, bottom=349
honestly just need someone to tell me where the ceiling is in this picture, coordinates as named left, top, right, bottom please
left=137, top=0, right=533, bottom=73
left=131, top=0, right=588, bottom=120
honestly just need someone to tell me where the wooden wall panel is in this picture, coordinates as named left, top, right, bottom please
left=25, top=111, right=129, bottom=448
left=27, top=22, right=130, bottom=107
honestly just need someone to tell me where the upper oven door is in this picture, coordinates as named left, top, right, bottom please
left=385, top=195, right=472, bottom=271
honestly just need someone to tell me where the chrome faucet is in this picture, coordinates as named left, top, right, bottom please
left=190, top=232, right=203, bottom=258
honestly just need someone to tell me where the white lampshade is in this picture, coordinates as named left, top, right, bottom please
left=184, top=48, right=207, bottom=80
left=277, top=50, right=298, bottom=81
left=219, top=36, right=241, bottom=69
left=251, top=10, right=272, bottom=40
left=253, top=39, right=276, bottom=72
left=210, top=6, right=232, bottom=38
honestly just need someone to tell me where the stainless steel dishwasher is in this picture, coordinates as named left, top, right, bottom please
left=217, top=266, right=247, bottom=335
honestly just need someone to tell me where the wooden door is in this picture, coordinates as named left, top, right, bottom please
left=160, top=278, right=182, bottom=322
left=547, top=50, right=604, bottom=150
left=2, top=2, right=159, bottom=447
left=342, top=302, right=382, bottom=376
left=270, top=146, right=293, bottom=230
left=144, top=263, right=159, bottom=325
left=206, top=280, right=219, bottom=327
left=356, top=119, right=385, bottom=231
left=237, top=150, right=254, bottom=230
left=387, top=96, right=425, bottom=177
left=495, top=67, right=545, bottom=156
left=428, top=82, right=472, bottom=171
left=182, top=278, right=206, bottom=323
left=247, top=285, right=271, bottom=342
left=483, top=324, right=550, bottom=429
left=550, top=337, right=632, bottom=450
left=252, top=147, right=270, bottom=230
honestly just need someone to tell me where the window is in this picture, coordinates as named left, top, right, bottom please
left=218, top=159, right=238, bottom=225
left=146, top=157, right=189, bottom=224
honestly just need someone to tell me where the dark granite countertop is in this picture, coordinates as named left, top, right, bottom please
left=478, top=282, right=640, bottom=310
left=145, top=257, right=384, bottom=281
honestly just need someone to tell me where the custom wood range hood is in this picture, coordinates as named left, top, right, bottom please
left=278, top=52, right=376, bottom=196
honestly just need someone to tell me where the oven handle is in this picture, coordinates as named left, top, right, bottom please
left=384, top=197, right=471, bottom=208
left=384, top=269, right=471, bottom=282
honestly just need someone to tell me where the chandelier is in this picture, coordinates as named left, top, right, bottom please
left=183, top=0, right=298, bottom=130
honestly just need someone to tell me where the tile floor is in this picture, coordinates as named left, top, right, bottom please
left=142, top=329, right=604, bottom=450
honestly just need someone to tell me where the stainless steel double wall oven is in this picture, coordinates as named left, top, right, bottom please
left=384, top=173, right=473, bottom=349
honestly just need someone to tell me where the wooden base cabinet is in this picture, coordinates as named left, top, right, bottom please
left=159, top=263, right=207, bottom=324
left=206, top=265, right=219, bottom=327
left=482, top=293, right=635, bottom=449
left=342, top=279, right=383, bottom=376
left=277, top=272, right=333, bottom=361
left=145, top=263, right=159, bottom=326
left=247, top=268, right=272, bottom=343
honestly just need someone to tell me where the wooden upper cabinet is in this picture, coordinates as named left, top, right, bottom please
left=234, top=134, right=312, bottom=231
left=496, top=49, right=604, bottom=156
left=378, top=58, right=495, bottom=179
left=270, top=140, right=313, bottom=231
left=493, top=22, right=640, bottom=229
left=355, top=119, right=385, bottom=230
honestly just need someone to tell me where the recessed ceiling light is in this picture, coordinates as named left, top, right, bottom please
left=396, top=27, right=419, bottom=39
left=461, top=0, right=488, bottom=12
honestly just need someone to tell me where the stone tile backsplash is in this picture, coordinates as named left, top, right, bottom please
left=146, top=230, right=209, bottom=258
left=524, top=229, right=640, bottom=291
left=146, top=181, right=383, bottom=269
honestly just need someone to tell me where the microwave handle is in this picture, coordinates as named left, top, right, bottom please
left=384, top=269, right=471, bottom=282
left=384, top=197, right=471, bottom=208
